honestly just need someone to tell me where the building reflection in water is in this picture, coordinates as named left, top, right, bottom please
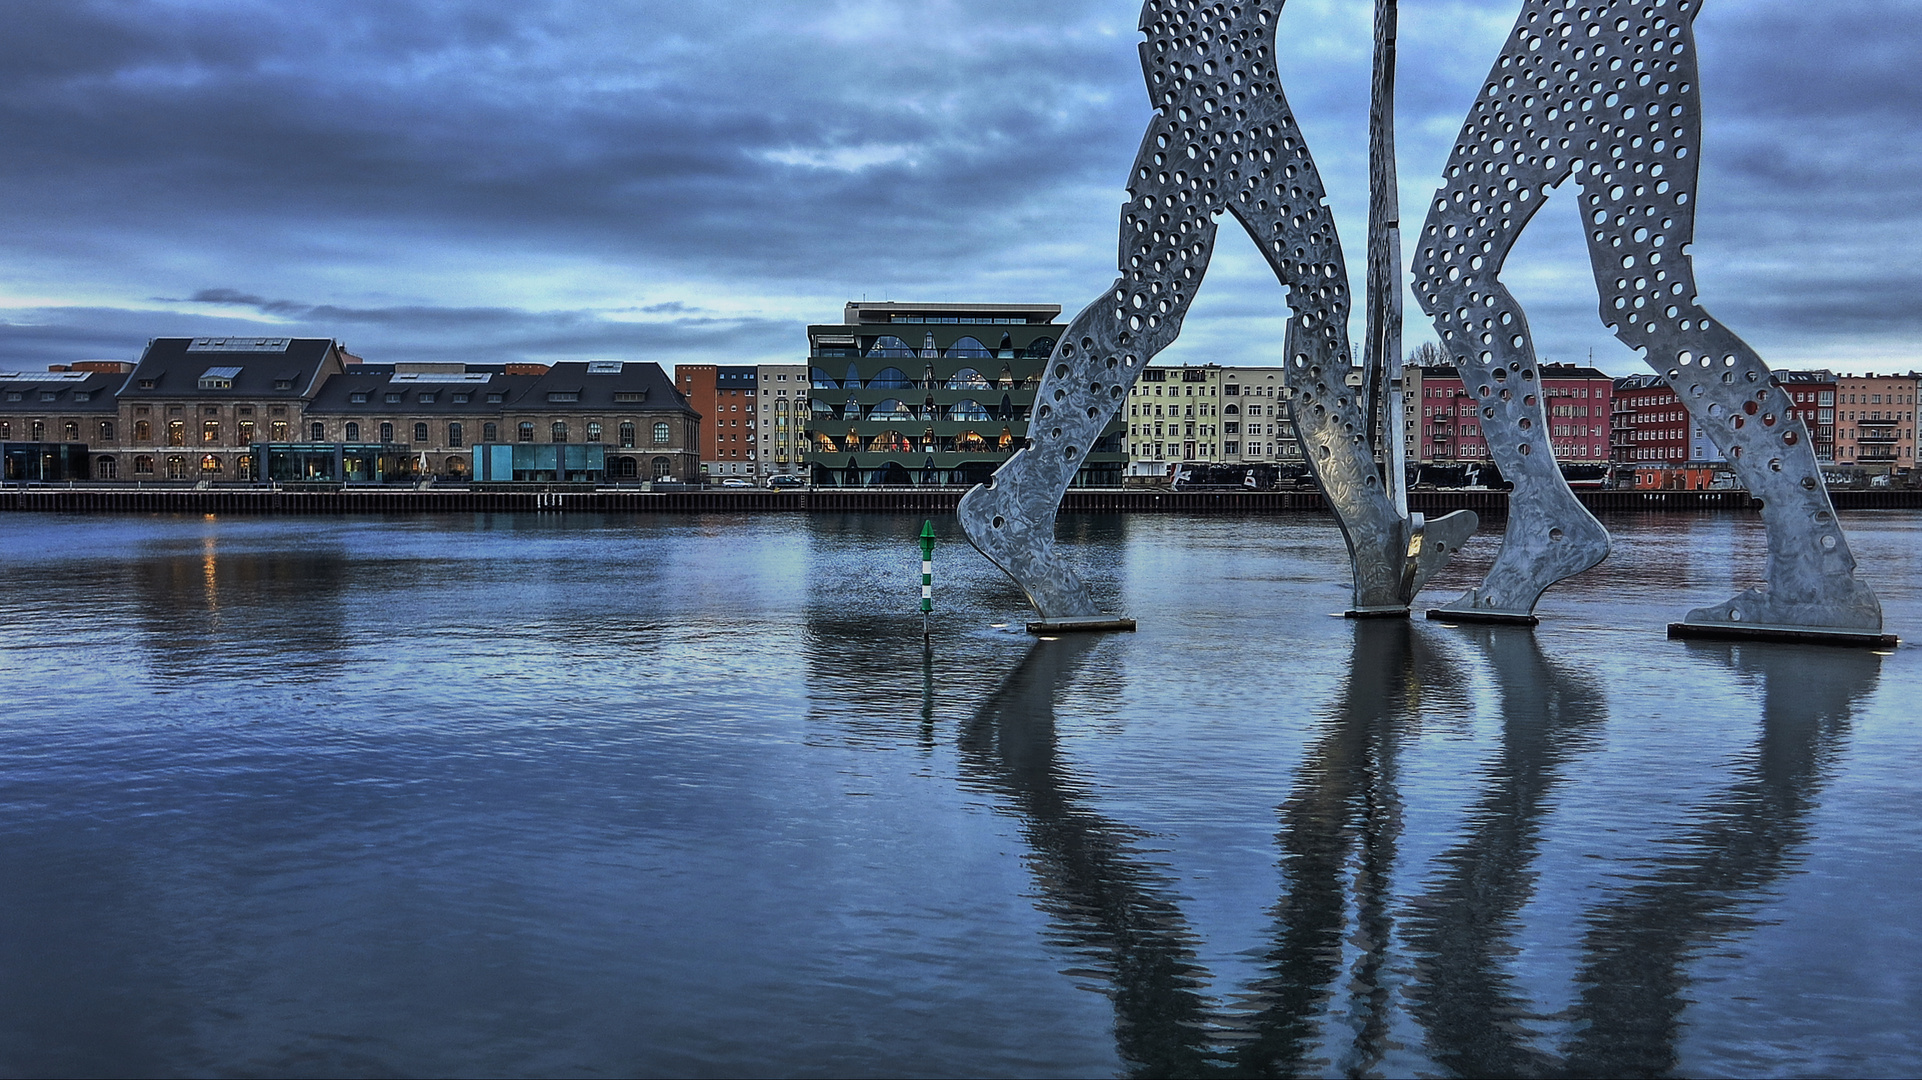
left=130, top=526, right=352, bottom=678
left=966, top=625, right=1881, bottom=1079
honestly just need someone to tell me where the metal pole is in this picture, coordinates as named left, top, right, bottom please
left=1365, top=0, right=1408, bottom=518
left=919, top=518, right=935, bottom=641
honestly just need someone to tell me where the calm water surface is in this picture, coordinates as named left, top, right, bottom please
left=1, top=509, right=1919, bottom=1078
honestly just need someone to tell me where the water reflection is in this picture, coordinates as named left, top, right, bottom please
left=1226, top=620, right=1467, bottom=1077
left=1558, top=642, right=1880, bottom=1078
left=969, top=625, right=1884, bottom=1079
left=959, top=635, right=1220, bottom=1076
left=1403, top=627, right=1608, bottom=1077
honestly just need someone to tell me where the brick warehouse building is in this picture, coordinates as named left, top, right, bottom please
left=675, top=365, right=759, bottom=479
left=1410, top=363, right=1614, bottom=465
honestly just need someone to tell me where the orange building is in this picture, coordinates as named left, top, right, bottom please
left=675, top=364, right=758, bottom=478
left=1833, top=372, right=1921, bottom=474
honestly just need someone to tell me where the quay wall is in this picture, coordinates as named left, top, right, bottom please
left=5, top=486, right=1922, bottom=515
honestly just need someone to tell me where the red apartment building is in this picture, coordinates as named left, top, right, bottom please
left=1413, top=363, right=1613, bottom=464
left=675, top=364, right=759, bottom=478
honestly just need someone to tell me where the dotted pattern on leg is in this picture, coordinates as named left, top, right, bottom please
left=1414, top=0, right=1877, bottom=632
left=960, top=0, right=1447, bottom=618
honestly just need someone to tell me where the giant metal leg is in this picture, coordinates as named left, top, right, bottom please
left=958, top=0, right=1472, bottom=626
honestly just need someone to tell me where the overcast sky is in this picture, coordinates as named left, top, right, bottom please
left=2, top=0, right=1918, bottom=376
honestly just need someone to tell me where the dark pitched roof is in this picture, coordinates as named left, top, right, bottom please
left=119, top=337, right=339, bottom=399
left=513, top=362, right=696, bottom=414
left=305, top=369, right=543, bottom=415
left=0, top=370, right=123, bottom=411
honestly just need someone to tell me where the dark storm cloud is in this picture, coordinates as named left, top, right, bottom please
left=2, top=0, right=1920, bottom=370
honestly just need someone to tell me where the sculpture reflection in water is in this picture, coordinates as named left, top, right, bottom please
left=966, top=629, right=1879, bottom=1077
left=1402, top=627, right=1609, bottom=1078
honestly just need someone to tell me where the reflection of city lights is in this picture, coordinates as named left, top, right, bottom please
left=201, top=533, right=219, bottom=615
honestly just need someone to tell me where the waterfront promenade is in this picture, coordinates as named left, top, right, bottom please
left=8, top=484, right=1922, bottom=515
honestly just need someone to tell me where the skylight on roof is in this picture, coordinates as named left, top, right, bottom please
left=587, top=361, right=624, bottom=374
left=188, top=337, right=291, bottom=353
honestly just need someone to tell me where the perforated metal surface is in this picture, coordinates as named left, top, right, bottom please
left=958, top=0, right=1469, bottom=621
left=1412, top=0, right=1881, bottom=634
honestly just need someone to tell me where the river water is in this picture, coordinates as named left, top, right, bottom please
left=0, top=509, right=1918, bottom=1078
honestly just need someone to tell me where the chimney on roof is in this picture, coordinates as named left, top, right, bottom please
left=72, top=361, right=136, bottom=374
left=47, top=364, right=69, bottom=372
left=505, top=363, right=551, bottom=376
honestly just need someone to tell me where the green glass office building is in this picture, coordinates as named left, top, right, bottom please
left=804, top=302, right=1124, bottom=487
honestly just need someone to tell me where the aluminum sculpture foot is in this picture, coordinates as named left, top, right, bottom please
left=958, top=0, right=1473, bottom=624
left=1412, top=0, right=1884, bottom=639
left=1427, top=496, right=1609, bottom=624
left=1347, top=510, right=1480, bottom=617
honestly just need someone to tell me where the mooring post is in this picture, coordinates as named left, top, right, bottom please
left=919, top=519, right=936, bottom=642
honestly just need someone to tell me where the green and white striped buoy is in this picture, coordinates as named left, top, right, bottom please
left=919, top=519, right=936, bottom=640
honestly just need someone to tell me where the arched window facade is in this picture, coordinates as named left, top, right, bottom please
left=866, top=430, right=914, bottom=453
left=345, top=422, right=361, bottom=441
left=619, top=422, right=636, bottom=447
left=200, top=455, right=222, bottom=474
left=65, top=421, right=79, bottom=441
left=134, top=419, right=151, bottom=443
left=551, top=422, right=568, bottom=443
left=1023, top=336, right=1057, bottom=359
left=865, top=337, right=913, bottom=359
left=810, top=367, right=837, bottom=389
left=947, top=399, right=992, bottom=422
left=311, top=422, right=325, bottom=441
left=946, top=337, right=993, bottom=358
left=946, top=368, right=990, bottom=390
left=99, top=421, right=115, bottom=441
left=166, top=455, right=186, bottom=479
left=868, top=399, right=917, bottom=422
left=133, top=456, right=154, bottom=475
left=653, top=422, right=670, bottom=444
left=96, top=457, right=117, bottom=480
left=587, top=422, right=603, bottom=443
left=652, top=456, right=671, bottom=479
left=379, top=422, right=394, bottom=443
left=414, top=422, right=428, bottom=443
left=518, top=422, right=535, bottom=442
left=868, top=367, right=912, bottom=389
left=483, top=422, right=498, bottom=442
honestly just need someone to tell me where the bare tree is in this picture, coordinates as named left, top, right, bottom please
left=1405, top=340, right=1448, bottom=368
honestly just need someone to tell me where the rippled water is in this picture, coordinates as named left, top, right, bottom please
left=1, top=509, right=1918, bottom=1078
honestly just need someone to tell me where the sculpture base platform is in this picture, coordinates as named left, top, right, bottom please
left=1425, top=608, right=1541, bottom=626
left=1344, top=607, right=1411, bottom=620
left=1027, top=616, right=1138, bottom=636
left=1667, top=621, right=1899, bottom=649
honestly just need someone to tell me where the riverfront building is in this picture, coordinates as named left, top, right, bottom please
left=309, top=360, right=699, bottom=482
left=801, top=302, right=1123, bottom=487
left=676, top=365, right=759, bottom=479
left=0, top=363, right=128, bottom=479
left=1413, top=363, right=1614, bottom=466
left=1833, top=373, right=1920, bottom=472
left=755, top=363, right=809, bottom=482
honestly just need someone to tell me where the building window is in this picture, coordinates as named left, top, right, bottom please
left=385, top=393, right=403, bottom=404
left=653, top=456, right=671, bottom=479
left=552, top=422, right=568, bottom=443
left=65, top=421, right=80, bottom=441
left=202, top=420, right=220, bottom=444
left=448, top=422, right=464, bottom=447
left=414, top=422, right=428, bottom=443
left=133, top=455, right=154, bottom=475
left=272, top=421, right=289, bottom=441
left=619, top=421, right=636, bottom=448
left=96, top=457, right=118, bottom=480
left=483, top=422, right=498, bottom=442
left=133, top=419, right=150, bottom=442
left=201, top=454, right=223, bottom=474
left=376, top=421, right=393, bottom=442
left=518, top=422, right=534, bottom=442
left=346, top=422, right=361, bottom=441
left=31, top=421, right=45, bottom=442
left=350, top=392, right=369, bottom=404
left=237, top=421, right=254, bottom=446
left=587, top=421, right=602, bottom=443
left=311, top=422, right=326, bottom=441
left=653, top=421, right=670, bottom=444
left=166, top=455, right=186, bottom=479
left=167, top=419, right=185, bottom=445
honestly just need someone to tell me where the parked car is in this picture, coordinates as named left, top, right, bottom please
left=766, top=476, right=805, bottom=489
left=719, top=477, right=753, bottom=488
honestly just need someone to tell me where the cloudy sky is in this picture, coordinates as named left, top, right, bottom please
left=2, top=0, right=1918, bottom=376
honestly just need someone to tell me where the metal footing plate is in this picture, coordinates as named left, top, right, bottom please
left=1026, top=616, right=1138, bottom=636
left=1426, top=608, right=1541, bottom=626
left=1668, top=621, right=1898, bottom=649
